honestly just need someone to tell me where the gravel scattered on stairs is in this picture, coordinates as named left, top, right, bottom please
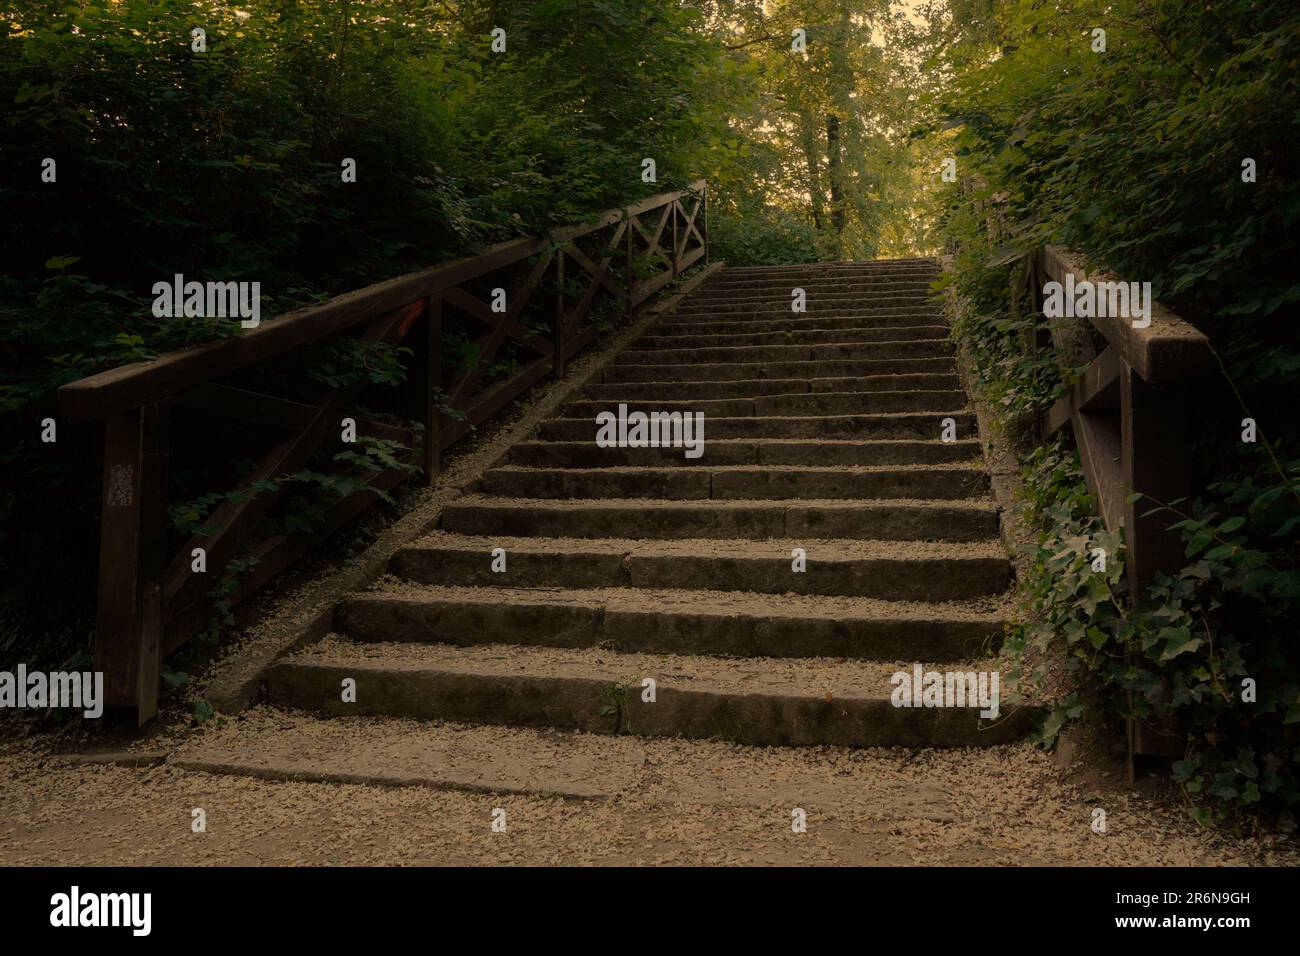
left=362, top=581, right=1014, bottom=620
left=405, top=532, right=1007, bottom=561
left=286, top=635, right=1027, bottom=704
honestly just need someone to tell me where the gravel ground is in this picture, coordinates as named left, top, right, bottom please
left=1, top=716, right=1295, bottom=866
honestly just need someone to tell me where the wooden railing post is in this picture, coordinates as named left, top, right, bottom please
left=553, top=250, right=567, bottom=378
left=702, top=182, right=709, bottom=264
left=624, top=212, right=635, bottom=321
left=671, top=199, right=681, bottom=274
left=422, top=295, right=442, bottom=484
left=1121, top=367, right=1195, bottom=769
left=94, top=401, right=166, bottom=724
left=1119, top=362, right=1192, bottom=595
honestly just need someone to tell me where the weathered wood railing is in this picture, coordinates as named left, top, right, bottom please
left=1023, top=246, right=1213, bottom=593
left=1017, top=245, right=1213, bottom=763
left=57, top=180, right=708, bottom=723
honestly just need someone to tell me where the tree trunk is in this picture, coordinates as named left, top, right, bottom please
left=826, top=114, right=846, bottom=256
left=797, top=110, right=826, bottom=233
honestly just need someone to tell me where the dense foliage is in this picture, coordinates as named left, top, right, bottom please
left=0, top=0, right=723, bottom=666
left=933, top=0, right=1300, bottom=823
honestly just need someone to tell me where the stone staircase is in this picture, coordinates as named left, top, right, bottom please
left=233, top=259, right=1033, bottom=759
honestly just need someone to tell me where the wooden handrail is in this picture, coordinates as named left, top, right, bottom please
left=58, top=237, right=546, bottom=421
left=1032, top=245, right=1213, bottom=589
left=59, top=181, right=709, bottom=421
left=1039, top=246, right=1211, bottom=384
left=1027, top=244, right=1213, bottom=766
left=969, top=182, right=1209, bottom=769
left=60, top=180, right=709, bottom=723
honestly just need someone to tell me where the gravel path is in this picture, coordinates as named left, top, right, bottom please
left=1, top=716, right=1294, bottom=866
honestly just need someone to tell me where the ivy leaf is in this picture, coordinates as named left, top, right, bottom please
left=1160, top=627, right=1203, bottom=661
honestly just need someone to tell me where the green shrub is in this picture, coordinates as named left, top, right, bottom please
left=0, top=0, right=728, bottom=669
left=936, top=0, right=1300, bottom=824
left=709, top=205, right=821, bottom=266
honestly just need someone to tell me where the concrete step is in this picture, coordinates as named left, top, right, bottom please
left=718, top=257, right=937, bottom=271
left=700, top=271, right=938, bottom=287
left=654, top=311, right=941, bottom=335
left=635, top=324, right=951, bottom=349
left=677, top=293, right=939, bottom=316
left=507, top=438, right=981, bottom=468
left=710, top=268, right=939, bottom=285
left=266, top=638, right=1032, bottom=748
left=536, top=410, right=975, bottom=442
left=562, top=390, right=968, bottom=418
left=336, top=584, right=1008, bottom=659
left=600, top=357, right=956, bottom=383
left=438, top=496, right=1000, bottom=542
left=387, top=535, right=1011, bottom=601
left=674, top=300, right=939, bottom=316
left=614, top=339, right=954, bottom=366
left=581, top=373, right=961, bottom=400
left=472, top=464, right=990, bottom=501
left=708, top=261, right=937, bottom=275
left=688, top=284, right=938, bottom=304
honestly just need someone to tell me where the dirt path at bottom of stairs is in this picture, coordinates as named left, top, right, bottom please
left=1, top=711, right=1294, bottom=867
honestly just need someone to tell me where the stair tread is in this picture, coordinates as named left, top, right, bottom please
left=508, top=438, right=981, bottom=468
left=583, top=374, right=961, bottom=394
left=445, top=494, right=999, bottom=511
left=486, top=462, right=985, bottom=475
left=621, top=336, right=952, bottom=351
left=546, top=410, right=970, bottom=424
left=604, top=357, right=954, bottom=367
left=518, top=436, right=974, bottom=446
left=639, top=325, right=950, bottom=343
left=354, top=581, right=1011, bottom=618
left=402, top=531, right=1008, bottom=561
left=561, top=391, right=969, bottom=414
left=280, top=634, right=1017, bottom=706
left=478, top=463, right=990, bottom=499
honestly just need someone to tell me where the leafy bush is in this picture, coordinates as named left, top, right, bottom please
left=0, top=0, right=731, bottom=669
left=935, top=0, right=1300, bottom=823
left=709, top=204, right=821, bottom=266
left=1007, top=440, right=1300, bottom=826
